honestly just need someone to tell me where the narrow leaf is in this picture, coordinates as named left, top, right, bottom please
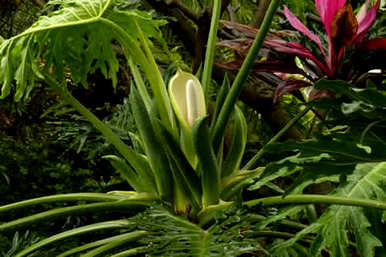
left=130, top=86, right=172, bottom=201
left=192, top=117, right=220, bottom=206
left=222, top=106, right=247, bottom=178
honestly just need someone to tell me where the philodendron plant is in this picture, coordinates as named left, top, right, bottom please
left=1, top=0, right=386, bottom=256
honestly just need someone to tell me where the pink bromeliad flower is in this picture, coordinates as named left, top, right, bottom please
left=266, top=0, right=381, bottom=78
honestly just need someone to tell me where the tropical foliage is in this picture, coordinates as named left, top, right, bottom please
left=0, top=0, right=385, bottom=256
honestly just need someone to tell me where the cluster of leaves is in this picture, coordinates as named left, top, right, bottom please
left=249, top=79, right=386, bottom=256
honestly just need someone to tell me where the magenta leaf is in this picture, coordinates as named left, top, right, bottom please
left=264, top=39, right=332, bottom=76
left=354, top=5, right=378, bottom=43
left=283, top=5, right=327, bottom=58
left=216, top=59, right=310, bottom=78
left=315, top=0, right=346, bottom=36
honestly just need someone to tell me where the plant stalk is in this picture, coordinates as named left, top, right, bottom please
left=202, top=0, right=222, bottom=98
left=45, top=75, right=145, bottom=174
left=0, top=193, right=122, bottom=213
left=0, top=198, right=155, bottom=233
left=244, top=194, right=386, bottom=210
left=211, top=0, right=281, bottom=150
left=243, top=106, right=311, bottom=169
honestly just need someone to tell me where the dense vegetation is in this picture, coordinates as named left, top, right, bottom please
left=0, top=0, right=385, bottom=256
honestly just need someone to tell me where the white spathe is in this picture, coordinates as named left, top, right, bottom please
left=169, top=70, right=206, bottom=130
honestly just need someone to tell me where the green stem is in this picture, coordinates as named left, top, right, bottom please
left=45, top=75, right=144, bottom=175
left=202, top=0, right=222, bottom=98
left=81, top=231, right=149, bottom=257
left=110, top=246, right=150, bottom=257
left=248, top=214, right=307, bottom=230
left=243, top=106, right=311, bottom=170
left=133, top=19, right=175, bottom=130
left=211, top=0, right=281, bottom=150
left=244, top=194, right=386, bottom=210
left=15, top=220, right=134, bottom=257
left=100, top=18, right=175, bottom=131
left=0, top=193, right=122, bottom=214
left=57, top=232, right=142, bottom=257
left=244, top=231, right=312, bottom=243
left=128, top=58, right=152, bottom=111
left=0, top=197, right=156, bottom=233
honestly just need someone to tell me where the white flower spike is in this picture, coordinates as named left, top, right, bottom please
left=169, top=70, right=206, bottom=130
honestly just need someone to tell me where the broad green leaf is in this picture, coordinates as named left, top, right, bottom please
left=248, top=159, right=300, bottom=191
left=314, top=79, right=386, bottom=108
left=272, top=162, right=386, bottom=256
left=253, top=131, right=386, bottom=193
left=266, top=136, right=386, bottom=165
left=0, top=0, right=166, bottom=101
left=309, top=162, right=386, bottom=257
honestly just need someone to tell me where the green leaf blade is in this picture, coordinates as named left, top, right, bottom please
left=192, top=117, right=219, bottom=207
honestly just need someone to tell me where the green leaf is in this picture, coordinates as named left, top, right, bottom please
left=314, top=79, right=386, bottom=108
left=192, top=117, right=220, bottom=207
left=103, top=155, right=156, bottom=193
left=156, top=120, right=202, bottom=209
left=272, top=162, right=386, bottom=256
left=253, top=130, right=386, bottom=193
left=222, top=106, right=247, bottom=178
left=130, top=86, right=172, bottom=201
left=0, top=0, right=167, bottom=102
left=310, top=162, right=386, bottom=257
